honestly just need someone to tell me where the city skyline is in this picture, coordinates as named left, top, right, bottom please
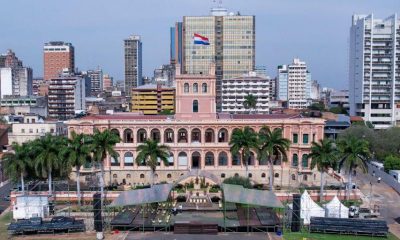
left=0, top=0, right=398, bottom=89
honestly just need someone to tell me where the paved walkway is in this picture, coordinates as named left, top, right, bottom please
left=125, top=232, right=269, bottom=240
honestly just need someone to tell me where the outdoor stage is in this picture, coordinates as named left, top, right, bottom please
left=110, top=205, right=281, bottom=232
left=109, top=183, right=283, bottom=233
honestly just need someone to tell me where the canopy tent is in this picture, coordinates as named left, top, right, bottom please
left=222, top=184, right=284, bottom=208
left=300, top=190, right=325, bottom=224
left=324, top=196, right=349, bottom=218
left=109, top=183, right=173, bottom=207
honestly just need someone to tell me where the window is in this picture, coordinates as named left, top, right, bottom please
left=205, top=152, right=214, bottom=166
left=184, top=83, right=189, bottom=93
left=126, top=174, right=131, bottom=179
left=124, top=152, right=134, bottom=166
left=202, top=83, right=207, bottom=93
left=218, top=152, right=228, bottom=166
left=248, top=173, right=252, bottom=178
left=274, top=173, right=279, bottom=178
left=164, top=129, right=174, bottom=143
left=293, top=133, right=298, bottom=144
left=29, top=129, right=33, bottom=133
left=221, top=173, right=226, bottom=178
left=140, top=174, right=145, bottom=179
left=291, top=174, right=296, bottom=181
left=21, top=129, right=25, bottom=133
left=193, top=83, right=198, bottom=93
left=167, top=174, right=172, bottom=179
left=113, top=174, right=118, bottom=178
left=193, top=100, right=198, bottom=112
left=303, top=134, right=309, bottom=144
left=302, top=154, right=309, bottom=168
left=261, top=173, right=266, bottom=178
left=234, top=173, right=239, bottom=177
left=292, top=154, right=298, bottom=167
left=111, top=153, right=120, bottom=166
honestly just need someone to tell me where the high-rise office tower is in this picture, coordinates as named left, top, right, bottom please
left=0, top=50, right=33, bottom=98
left=86, top=68, right=103, bottom=95
left=172, top=7, right=255, bottom=111
left=124, top=35, right=143, bottom=95
left=349, top=14, right=399, bottom=129
left=170, top=22, right=183, bottom=68
left=277, top=58, right=312, bottom=109
left=43, top=41, right=75, bottom=81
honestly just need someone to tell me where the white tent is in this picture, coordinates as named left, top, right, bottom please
left=300, top=190, right=325, bottom=224
left=324, top=195, right=349, bottom=218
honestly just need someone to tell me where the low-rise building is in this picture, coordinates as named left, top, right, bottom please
left=221, top=72, right=270, bottom=114
left=8, top=114, right=66, bottom=145
left=0, top=95, right=47, bottom=117
left=131, top=84, right=175, bottom=115
left=329, top=89, right=349, bottom=112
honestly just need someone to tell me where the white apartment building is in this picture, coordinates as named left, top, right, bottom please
left=8, top=115, right=66, bottom=145
left=48, top=74, right=87, bottom=120
left=0, top=67, right=33, bottom=98
left=277, top=58, right=312, bottom=109
left=221, top=71, right=270, bottom=114
left=349, top=14, right=400, bottom=129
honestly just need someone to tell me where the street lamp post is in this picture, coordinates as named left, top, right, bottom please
left=369, top=181, right=373, bottom=212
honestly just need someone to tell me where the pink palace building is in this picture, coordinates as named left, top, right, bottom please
left=67, top=66, right=325, bottom=187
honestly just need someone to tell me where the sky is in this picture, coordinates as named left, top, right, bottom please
left=0, top=0, right=398, bottom=89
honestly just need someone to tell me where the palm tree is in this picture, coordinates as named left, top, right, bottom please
left=309, top=139, right=338, bottom=202
left=61, top=132, right=92, bottom=206
left=90, top=129, right=120, bottom=200
left=229, top=127, right=258, bottom=177
left=337, top=136, right=370, bottom=200
left=2, top=143, right=33, bottom=194
left=256, top=126, right=290, bottom=191
left=243, top=94, right=257, bottom=114
left=31, top=134, right=65, bottom=195
left=135, top=139, right=170, bottom=186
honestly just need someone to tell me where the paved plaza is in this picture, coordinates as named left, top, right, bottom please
left=125, top=232, right=270, bottom=240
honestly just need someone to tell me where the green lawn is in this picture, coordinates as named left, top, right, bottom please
left=0, top=211, right=12, bottom=240
left=283, top=232, right=399, bottom=240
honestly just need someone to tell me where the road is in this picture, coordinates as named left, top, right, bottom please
left=354, top=171, right=400, bottom=224
left=0, top=181, right=12, bottom=212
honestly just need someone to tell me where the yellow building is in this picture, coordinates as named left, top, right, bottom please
left=131, top=84, right=175, bottom=115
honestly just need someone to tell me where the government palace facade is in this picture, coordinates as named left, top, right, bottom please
left=67, top=66, right=325, bottom=187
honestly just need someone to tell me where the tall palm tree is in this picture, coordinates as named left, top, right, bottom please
left=229, top=127, right=258, bottom=177
left=243, top=94, right=257, bottom=114
left=90, top=129, right=120, bottom=199
left=337, top=136, right=370, bottom=200
left=61, top=132, right=92, bottom=206
left=309, top=139, right=338, bottom=202
left=257, top=126, right=290, bottom=191
left=135, top=139, right=170, bottom=186
left=2, top=143, right=33, bottom=194
left=32, top=134, right=65, bottom=195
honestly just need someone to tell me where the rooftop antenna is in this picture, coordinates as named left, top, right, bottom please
left=212, top=0, right=223, bottom=8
